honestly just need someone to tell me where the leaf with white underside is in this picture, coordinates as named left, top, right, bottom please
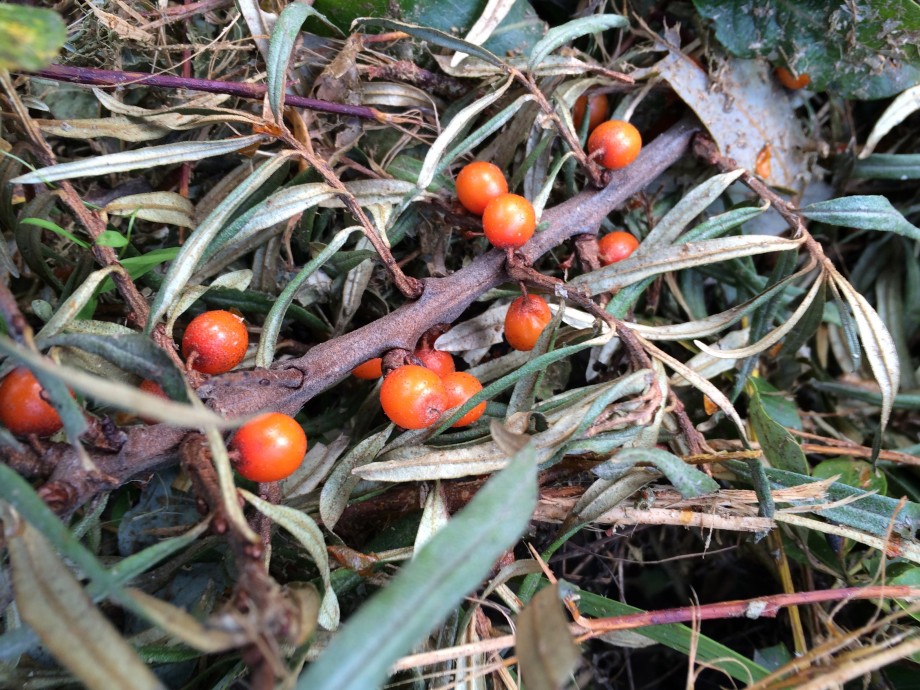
left=799, top=195, right=920, bottom=241
left=860, top=84, right=920, bottom=158
left=11, top=135, right=266, bottom=185
left=570, top=236, right=804, bottom=296
left=695, top=271, right=825, bottom=359
left=451, top=0, right=516, bottom=66
left=241, top=490, right=340, bottom=630
left=528, top=14, right=628, bottom=70
left=298, top=445, right=537, bottom=690
left=320, top=426, right=392, bottom=530
left=830, top=271, right=900, bottom=431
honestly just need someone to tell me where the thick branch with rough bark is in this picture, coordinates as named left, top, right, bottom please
left=9, top=117, right=699, bottom=514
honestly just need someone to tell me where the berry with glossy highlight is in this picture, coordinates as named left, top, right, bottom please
left=352, top=358, right=383, bottom=380
left=504, top=295, right=552, bottom=351
left=0, top=367, right=63, bottom=436
left=231, top=412, right=307, bottom=483
left=380, top=364, right=448, bottom=430
left=573, top=93, right=609, bottom=134
left=598, top=231, right=639, bottom=265
left=181, top=310, right=249, bottom=375
left=482, top=194, right=536, bottom=249
left=588, top=120, right=642, bottom=170
left=456, top=161, right=508, bottom=215
left=442, top=371, right=486, bottom=427
left=415, top=348, right=456, bottom=378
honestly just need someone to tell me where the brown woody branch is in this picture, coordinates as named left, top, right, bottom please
left=6, top=117, right=699, bottom=514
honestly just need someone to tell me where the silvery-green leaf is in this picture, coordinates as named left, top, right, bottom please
left=2, top=507, right=165, bottom=690
left=568, top=471, right=659, bottom=526
left=695, top=271, right=824, bottom=359
left=414, top=481, right=450, bottom=554
left=800, top=195, right=920, bottom=241
left=360, top=81, right=435, bottom=109
left=241, top=490, right=340, bottom=630
left=146, top=154, right=293, bottom=330
left=257, top=228, right=358, bottom=368
left=860, top=84, right=920, bottom=158
left=334, top=236, right=374, bottom=335
left=529, top=14, right=628, bottom=70
left=320, top=426, right=392, bottom=529
left=354, top=442, right=506, bottom=482
left=595, top=448, right=719, bottom=498
left=284, top=434, right=350, bottom=499
left=104, top=192, right=195, bottom=228
left=417, top=78, right=513, bottom=191
left=267, top=1, right=340, bottom=120
left=11, top=135, right=266, bottom=185
left=639, top=169, right=745, bottom=251
left=450, top=0, right=516, bottom=66
left=353, top=17, right=504, bottom=67
left=831, top=272, right=900, bottom=431
left=570, top=236, right=804, bottom=296
left=35, top=266, right=121, bottom=341
left=298, top=444, right=536, bottom=690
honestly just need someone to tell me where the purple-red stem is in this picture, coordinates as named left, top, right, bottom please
left=28, top=65, right=384, bottom=121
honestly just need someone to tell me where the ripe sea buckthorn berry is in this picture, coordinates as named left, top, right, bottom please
left=442, top=371, right=486, bottom=427
left=0, top=367, right=63, bottom=436
left=598, top=231, right=640, bottom=265
left=415, top=348, right=455, bottom=378
left=573, top=93, right=609, bottom=134
left=775, top=67, right=810, bottom=90
left=504, top=295, right=552, bottom=352
left=587, top=120, right=642, bottom=170
left=352, top=358, right=383, bottom=380
left=138, top=379, right=169, bottom=424
left=231, top=412, right=307, bottom=483
left=181, top=310, right=249, bottom=375
left=380, top=364, right=448, bottom=430
left=456, top=161, right=508, bottom=215
left=482, top=194, right=536, bottom=250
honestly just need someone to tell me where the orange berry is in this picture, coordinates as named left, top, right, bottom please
left=775, top=66, right=810, bottom=90
left=414, top=348, right=455, bottom=378
left=352, top=358, right=383, bottom=380
left=181, top=310, right=249, bottom=375
left=504, top=295, right=552, bottom=351
left=588, top=120, right=642, bottom=170
left=0, top=367, right=64, bottom=436
left=482, top=194, right=536, bottom=250
left=442, top=371, right=486, bottom=427
left=138, top=379, right=169, bottom=424
left=379, top=364, right=448, bottom=430
left=456, top=161, right=508, bottom=215
left=231, top=412, right=307, bottom=483
left=598, top=231, right=639, bottom=265
left=573, top=93, right=609, bottom=134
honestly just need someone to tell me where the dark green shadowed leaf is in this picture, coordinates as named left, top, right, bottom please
left=748, top=385, right=808, bottom=474
left=800, top=196, right=920, bottom=241
left=299, top=437, right=537, bottom=690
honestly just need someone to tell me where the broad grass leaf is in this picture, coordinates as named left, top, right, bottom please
left=0, top=5, right=66, bottom=71
left=1, top=507, right=164, bottom=690
left=528, top=14, right=628, bottom=70
left=749, top=389, right=808, bottom=474
left=11, top=135, right=267, bottom=185
left=267, top=2, right=340, bottom=120
left=298, top=444, right=537, bottom=690
left=800, top=196, right=920, bottom=241
left=516, top=584, right=581, bottom=690
left=241, top=490, right=340, bottom=630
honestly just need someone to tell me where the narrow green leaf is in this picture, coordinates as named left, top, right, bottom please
left=800, top=195, right=920, bottom=241
left=354, top=17, right=505, bottom=67
left=749, top=388, right=808, bottom=474
left=529, top=14, right=628, bottom=69
left=95, top=230, right=129, bottom=248
left=593, top=448, right=719, bottom=498
left=853, top=154, right=920, bottom=180
left=20, top=217, right=90, bottom=248
left=299, top=444, right=538, bottom=690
